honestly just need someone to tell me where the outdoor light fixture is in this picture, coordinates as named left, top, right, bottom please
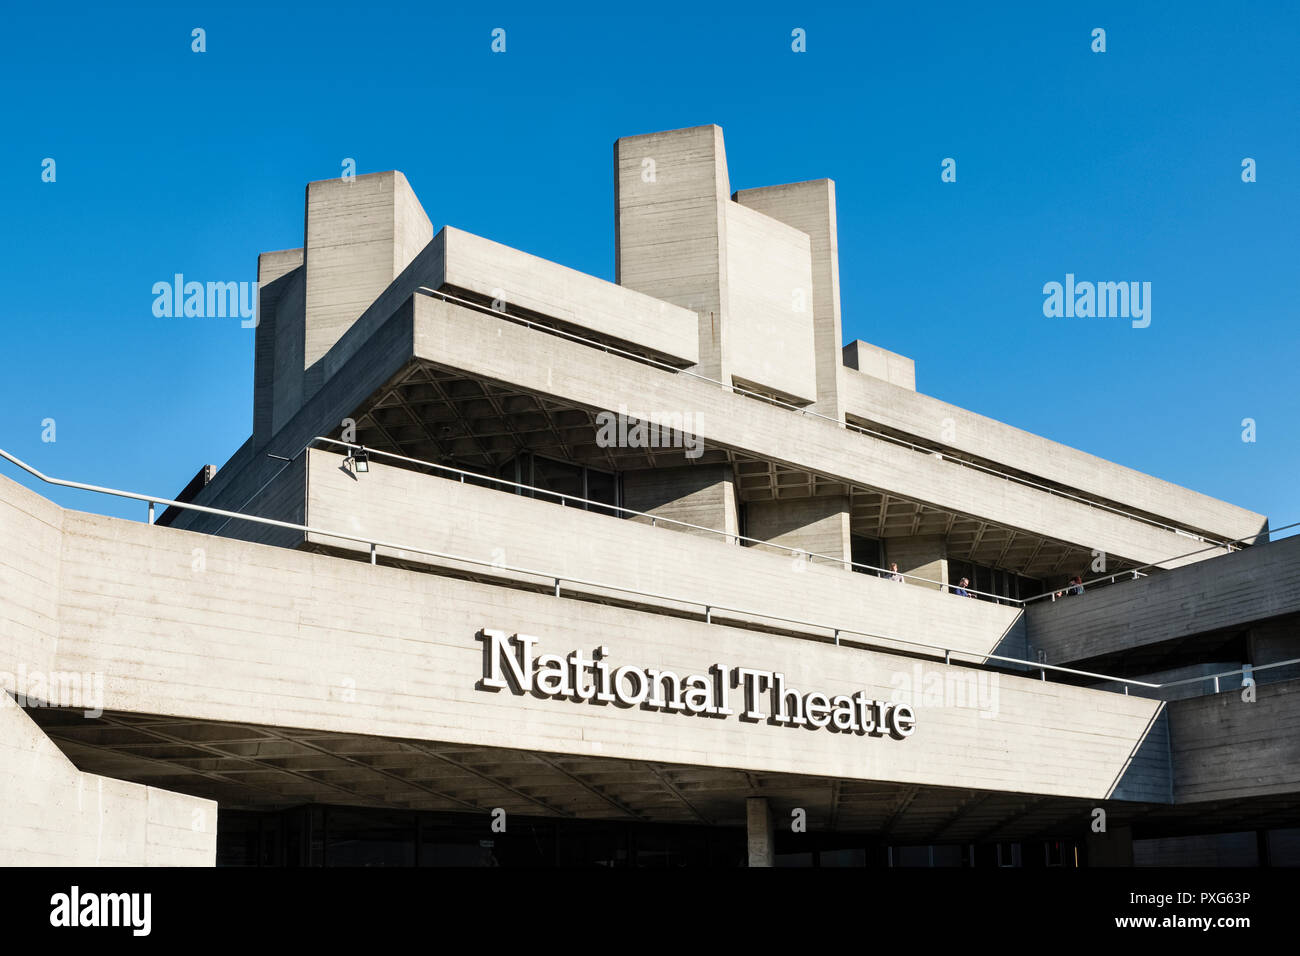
left=345, top=446, right=370, bottom=474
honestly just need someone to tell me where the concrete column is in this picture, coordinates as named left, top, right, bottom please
left=745, top=495, right=851, bottom=566
left=615, top=125, right=818, bottom=406
left=621, top=465, right=739, bottom=542
left=746, top=797, right=774, bottom=868
left=615, top=125, right=731, bottom=384
left=252, top=248, right=304, bottom=449
left=734, top=180, right=845, bottom=419
left=886, top=534, right=948, bottom=590
left=1086, top=825, right=1134, bottom=867
left=303, top=170, right=432, bottom=398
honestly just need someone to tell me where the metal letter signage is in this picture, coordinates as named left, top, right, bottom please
left=476, top=629, right=915, bottom=739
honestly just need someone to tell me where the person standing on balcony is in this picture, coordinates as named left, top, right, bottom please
left=888, top=563, right=905, bottom=583
left=952, top=577, right=974, bottom=598
left=1054, top=575, right=1086, bottom=598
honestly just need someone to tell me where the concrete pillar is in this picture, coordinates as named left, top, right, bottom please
left=615, top=125, right=731, bottom=384
left=614, top=125, right=818, bottom=406
left=621, top=465, right=739, bottom=542
left=303, top=170, right=432, bottom=398
left=746, top=797, right=774, bottom=867
left=734, top=180, right=845, bottom=419
left=886, top=534, right=948, bottom=590
left=1086, top=825, right=1134, bottom=867
left=745, top=495, right=851, bottom=566
left=252, top=248, right=305, bottom=449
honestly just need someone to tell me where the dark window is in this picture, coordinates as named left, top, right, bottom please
left=851, top=534, right=884, bottom=574
left=533, top=457, right=584, bottom=505
left=586, top=468, right=619, bottom=516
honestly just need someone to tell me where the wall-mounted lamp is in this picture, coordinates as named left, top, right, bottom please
left=345, top=446, right=370, bottom=474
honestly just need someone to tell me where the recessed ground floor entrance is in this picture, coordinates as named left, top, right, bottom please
left=217, top=804, right=1300, bottom=868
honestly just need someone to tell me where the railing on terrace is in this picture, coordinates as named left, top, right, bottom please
left=4, top=446, right=1291, bottom=701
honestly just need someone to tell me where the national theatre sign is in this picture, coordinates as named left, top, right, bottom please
left=477, top=629, right=916, bottom=739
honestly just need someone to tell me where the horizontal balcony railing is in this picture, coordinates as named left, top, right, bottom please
left=1158, top=659, right=1300, bottom=694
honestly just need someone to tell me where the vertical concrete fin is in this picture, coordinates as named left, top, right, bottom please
left=734, top=179, right=844, bottom=417
left=614, top=124, right=730, bottom=382
left=302, top=170, right=433, bottom=400
left=253, top=248, right=304, bottom=449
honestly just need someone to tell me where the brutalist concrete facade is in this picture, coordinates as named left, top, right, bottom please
left=2, top=125, right=1294, bottom=867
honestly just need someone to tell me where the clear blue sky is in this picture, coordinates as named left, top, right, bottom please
left=1, top=1, right=1296, bottom=532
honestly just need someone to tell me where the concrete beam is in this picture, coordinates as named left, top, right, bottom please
left=1169, top=678, right=1300, bottom=803
left=843, top=340, right=915, bottom=392
left=441, top=226, right=699, bottom=367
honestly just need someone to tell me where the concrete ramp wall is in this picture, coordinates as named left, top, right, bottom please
left=0, top=701, right=215, bottom=866
left=0, top=475, right=216, bottom=866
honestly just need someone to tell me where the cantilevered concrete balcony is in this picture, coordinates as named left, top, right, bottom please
left=839, top=366, right=1265, bottom=547
left=399, top=295, right=1231, bottom=572
left=175, top=289, right=1247, bottom=590
left=11, top=472, right=1299, bottom=845
left=3, top=471, right=1169, bottom=809
left=257, top=222, right=701, bottom=442
left=296, top=448, right=1026, bottom=663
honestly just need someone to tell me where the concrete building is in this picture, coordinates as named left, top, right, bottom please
left=2, top=124, right=1295, bottom=867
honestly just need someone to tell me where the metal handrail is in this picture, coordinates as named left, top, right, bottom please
left=1020, top=518, right=1300, bottom=606
left=307, top=436, right=1016, bottom=603
left=1156, top=657, right=1300, bottom=692
left=2, top=444, right=1171, bottom=693
left=415, top=286, right=1233, bottom=547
